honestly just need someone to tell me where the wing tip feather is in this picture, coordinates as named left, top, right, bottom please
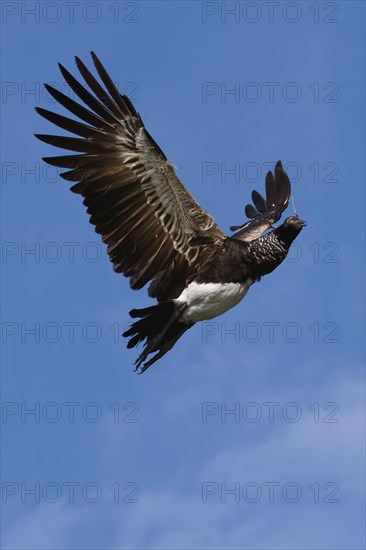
left=232, top=160, right=292, bottom=241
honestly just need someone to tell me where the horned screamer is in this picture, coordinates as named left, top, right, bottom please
left=36, top=52, right=306, bottom=373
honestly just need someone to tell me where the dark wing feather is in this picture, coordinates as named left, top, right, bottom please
left=251, top=190, right=267, bottom=213
left=244, top=204, right=258, bottom=219
left=231, top=161, right=291, bottom=242
left=35, top=52, right=225, bottom=301
left=35, top=134, right=102, bottom=153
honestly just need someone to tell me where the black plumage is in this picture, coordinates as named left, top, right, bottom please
left=35, top=52, right=306, bottom=373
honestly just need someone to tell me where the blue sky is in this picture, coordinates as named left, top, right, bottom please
left=1, top=1, right=365, bottom=548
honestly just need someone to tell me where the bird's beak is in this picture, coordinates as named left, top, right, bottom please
left=299, top=219, right=307, bottom=227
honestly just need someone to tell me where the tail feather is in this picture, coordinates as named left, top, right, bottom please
left=129, top=305, right=158, bottom=319
left=122, top=302, right=193, bottom=373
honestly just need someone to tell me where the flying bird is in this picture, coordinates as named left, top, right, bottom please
left=35, top=52, right=306, bottom=373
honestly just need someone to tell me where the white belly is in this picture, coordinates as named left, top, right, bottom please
left=175, top=280, right=253, bottom=323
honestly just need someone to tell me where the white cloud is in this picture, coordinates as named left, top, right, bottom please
left=2, top=501, right=85, bottom=549
left=3, top=369, right=364, bottom=550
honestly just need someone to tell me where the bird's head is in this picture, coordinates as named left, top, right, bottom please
left=275, top=214, right=307, bottom=246
left=282, top=215, right=307, bottom=230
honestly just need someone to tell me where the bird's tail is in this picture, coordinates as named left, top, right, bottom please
left=122, top=303, right=193, bottom=373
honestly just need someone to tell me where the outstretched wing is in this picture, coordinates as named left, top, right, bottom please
left=35, top=52, right=226, bottom=301
left=230, top=161, right=291, bottom=242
